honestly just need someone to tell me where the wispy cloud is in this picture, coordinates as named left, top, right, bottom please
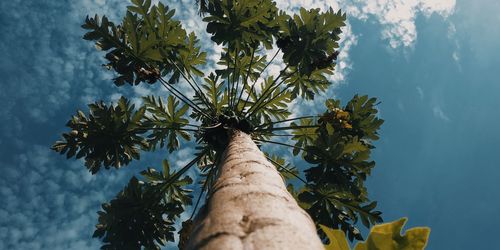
left=348, top=0, right=456, bottom=48
left=0, top=145, right=131, bottom=249
left=433, top=105, right=451, bottom=122
left=274, top=0, right=456, bottom=49
left=416, top=86, right=424, bottom=100
left=0, top=1, right=460, bottom=249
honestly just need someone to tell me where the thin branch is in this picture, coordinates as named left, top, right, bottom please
left=265, top=155, right=308, bottom=185
left=241, top=49, right=280, bottom=112
left=253, top=138, right=310, bottom=154
left=248, top=79, right=295, bottom=118
left=254, top=124, right=320, bottom=132
left=245, top=66, right=293, bottom=118
left=158, top=79, right=212, bottom=120
left=189, top=166, right=212, bottom=220
left=167, top=58, right=215, bottom=114
left=142, top=127, right=199, bottom=132
left=230, top=47, right=241, bottom=109
left=256, top=133, right=317, bottom=137
left=255, top=115, right=321, bottom=129
left=235, top=47, right=255, bottom=112
left=142, top=121, right=201, bottom=129
left=161, top=149, right=208, bottom=194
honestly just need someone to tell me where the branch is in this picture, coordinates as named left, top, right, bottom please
left=248, top=78, right=297, bottom=117
left=189, top=167, right=211, bottom=220
left=167, top=58, right=216, bottom=114
left=245, top=66, right=293, bottom=118
left=241, top=49, right=280, bottom=112
left=230, top=47, right=240, bottom=109
left=160, top=149, right=208, bottom=194
left=254, top=124, right=320, bottom=132
left=141, top=127, right=199, bottom=132
left=256, top=133, right=317, bottom=137
left=265, top=155, right=308, bottom=185
left=235, top=47, right=255, bottom=112
left=255, top=115, right=321, bottom=129
left=158, top=78, right=213, bottom=120
left=253, top=138, right=310, bottom=154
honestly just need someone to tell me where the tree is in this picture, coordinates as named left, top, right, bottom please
left=52, top=0, right=386, bottom=249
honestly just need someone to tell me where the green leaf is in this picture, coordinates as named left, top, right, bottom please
left=140, top=159, right=193, bottom=205
left=297, top=186, right=382, bottom=242
left=248, top=76, right=291, bottom=124
left=93, top=177, right=179, bottom=249
left=82, top=1, right=206, bottom=86
left=51, top=97, right=148, bottom=174
left=285, top=66, right=333, bottom=100
left=291, top=118, right=318, bottom=156
left=142, top=95, right=192, bottom=152
left=203, top=0, right=280, bottom=51
left=294, top=95, right=384, bottom=241
left=277, top=8, right=345, bottom=76
left=197, top=73, right=226, bottom=115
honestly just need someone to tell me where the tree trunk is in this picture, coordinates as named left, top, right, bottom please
left=187, top=130, right=323, bottom=250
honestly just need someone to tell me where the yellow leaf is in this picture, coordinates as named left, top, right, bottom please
left=321, top=218, right=430, bottom=250
left=320, top=225, right=350, bottom=250
left=354, top=218, right=430, bottom=250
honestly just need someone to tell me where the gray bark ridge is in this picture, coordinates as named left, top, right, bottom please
left=187, top=130, right=323, bottom=250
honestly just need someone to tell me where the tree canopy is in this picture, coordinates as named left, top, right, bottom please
left=52, top=0, right=386, bottom=249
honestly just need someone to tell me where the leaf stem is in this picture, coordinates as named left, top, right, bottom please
left=255, top=115, right=321, bottom=129
left=245, top=66, right=293, bottom=118
left=254, top=124, right=320, bottom=132
left=158, top=78, right=212, bottom=120
left=265, top=155, right=308, bottom=185
left=161, top=149, right=207, bottom=193
left=230, top=47, right=240, bottom=109
left=253, top=138, right=310, bottom=154
left=241, top=49, right=280, bottom=112
left=166, top=58, right=215, bottom=114
left=248, top=78, right=296, bottom=117
left=235, top=47, right=255, bottom=113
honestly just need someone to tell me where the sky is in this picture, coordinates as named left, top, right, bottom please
left=0, top=0, right=499, bottom=249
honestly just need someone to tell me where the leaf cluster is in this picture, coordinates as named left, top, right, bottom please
left=94, top=159, right=194, bottom=250
left=142, top=95, right=191, bottom=152
left=288, top=95, right=384, bottom=241
left=277, top=8, right=345, bottom=75
left=93, top=178, right=176, bottom=250
left=286, top=66, right=334, bottom=100
left=82, top=0, right=206, bottom=86
left=52, top=97, right=147, bottom=174
left=202, top=0, right=282, bottom=50
left=215, top=48, right=267, bottom=83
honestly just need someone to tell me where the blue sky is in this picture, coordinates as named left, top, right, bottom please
left=0, top=0, right=499, bottom=249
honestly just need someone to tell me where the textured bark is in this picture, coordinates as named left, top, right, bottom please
left=186, top=130, right=323, bottom=250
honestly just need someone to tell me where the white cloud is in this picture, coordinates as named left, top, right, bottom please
left=416, top=86, right=424, bottom=100
left=272, top=0, right=456, bottom=49
left=0, top=145, right=131, bottom=249
left=348, top=0, right=456, bottom=48
left=433, top=105, right=451, bottom=122
left=0, top=1, right=461, bottom=249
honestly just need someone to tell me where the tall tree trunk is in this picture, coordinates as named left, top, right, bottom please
left=187, top=130, right=323, bottom=249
